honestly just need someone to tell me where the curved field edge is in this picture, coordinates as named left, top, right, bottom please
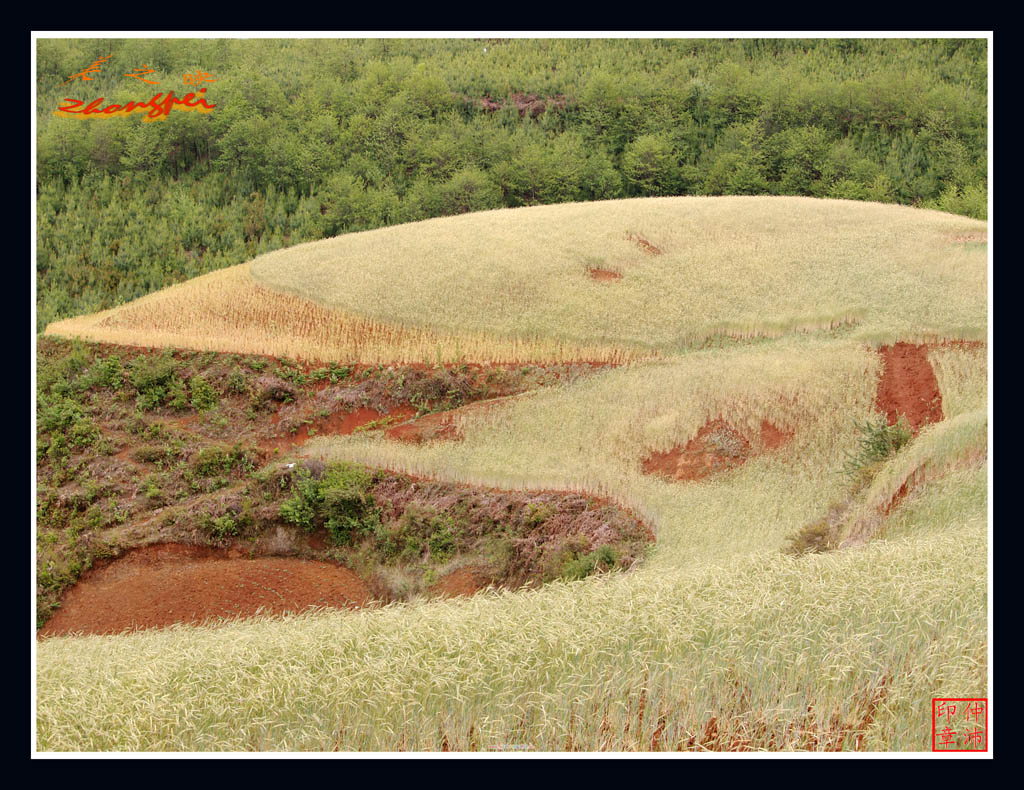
left=44, top=263, right=646, bottom=367
left=308, top=339, right=884, bottom=571
left=36, top=501, right=986, bottom=752
left=249, top=196, right=988, bottom=350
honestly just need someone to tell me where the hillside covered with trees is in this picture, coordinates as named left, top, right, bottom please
left=36, top=38, right=988, bottom=332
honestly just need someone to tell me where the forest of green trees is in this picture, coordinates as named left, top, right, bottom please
left=35, top=38, right=988, bottom=332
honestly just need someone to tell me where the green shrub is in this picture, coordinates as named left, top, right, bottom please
left=226, top=367, right=248, bottom=395
left=78, top=356, right=123, bottom=391
left=842, top=415, right=912, bottom=481
left=387, top=506, right=463, bottom=564
left=560, top=545, right=617, bottom=581
left=142, top=474, right=165, bottom=504
left=68, top=418, right=100, bottom=448
left=205, top=514, right=239, bottom=540
left=279, top=462, right=380, bottom=544
left=427, top=516, right=459, bottom=563
left=321, top=464, right=378, bottom=545
left=129, top=353, right=180, bottom=411
left=167, top=376, right=190, bottom=411
left=193, top=444, right=256, bottom=477
left=524, top=502, right=555, bottom=527
left=45, top=433, right=68, bottom=462
left=189, top=375, right=219, bottom=411
left=38, top=395, right=83, bottom=434
left=132, top=444, right=182, bottom=464
left=280, top=469, right=322, bottom=531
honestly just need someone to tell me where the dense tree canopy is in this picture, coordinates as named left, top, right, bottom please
left=36, top=38, right=988, bottom=331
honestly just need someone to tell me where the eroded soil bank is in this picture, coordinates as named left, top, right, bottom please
left=641, top=340, right=956, bottom=486
left=36, top=336, right=646, bottom=633
left=784, top=341, right=983, bottom=554
left=38, top=462, right=652, bottom=637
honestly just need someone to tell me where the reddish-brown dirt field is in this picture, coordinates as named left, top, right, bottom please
left=874, top=343, right=944, bottom=432
left=385, top=400, right=502, bottom=444
left=386, top=410, right=461, bottom=443
left=265, top=405, right=418, bottom=450
left=643, top=420, right=751, bottom=482
left=642, top=419, right=793, bottom=483
left=759, top=419, right=795, bottom=450
left=37, top=543, right=370, bottom=638
left=588, top=268, right=622, bottom=281
left=430, top=568, right=491, bottom=598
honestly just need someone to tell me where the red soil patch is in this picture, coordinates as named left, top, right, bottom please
left=626, top=233, right=662, bottom=255
left=642, top=419, right=793, bottom=483
left=264, top=405, right=418, bottom=450
left=38, top=543, right=369, bottom=638
left=874, top=343, right=943, bottom=432
left=588, top=268, right=622, bottom=281
left=760, top=419, right=795, bottom=450
left=386, top=411, right=461, bottom=443
left=948, top=232, right=987, bottom=243
left=385, top=400, right=501, bottom=444
left=643, top=420, right=751, bottom=482
left=430, top=568, right=490, bottom=598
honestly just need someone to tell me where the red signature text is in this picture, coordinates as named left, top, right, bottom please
left=54, top=88, right=216, bottom=122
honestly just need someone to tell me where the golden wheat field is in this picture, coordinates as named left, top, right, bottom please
left=37, top=197, right=989, bottom=752
left=47, top=197, right=987, bottom=364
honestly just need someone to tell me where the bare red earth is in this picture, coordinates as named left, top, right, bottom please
left=588, top=268, right=622, bottom=281
left=643, top=420, right=751, bottom=482
left=37, top=543, right=369, bottom=638
left=430, top=568, right=490, bottom=598
left=265, top=405, right=418, bottom=450
left=385, top=400, right=501, bottom=444
left=874, top=343, right=943, bottom=432
left=386, top=411, right=461, bottom=443
left=760, top=419, right=795, bottom=450
left=642, top=419, right=793, bottom=483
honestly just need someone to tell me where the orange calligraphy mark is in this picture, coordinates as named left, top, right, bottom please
left=183, top=71, right=216, bottom=86
left=125, top=65, right=159, bottom=84
left=63, top=54, right=113, bottom=84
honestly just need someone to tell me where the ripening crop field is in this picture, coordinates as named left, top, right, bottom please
left=37, top=197, right=989, bottom=752
left=249, top=196, right=987, bottom=350
left=46, top=196, right=987, bottom=364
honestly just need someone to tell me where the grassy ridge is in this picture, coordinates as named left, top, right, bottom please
left=249, top=197, right=987, bottom=349
left=47, top=198, right=988, bottom=363
left=45, top=263, right=639, bottom=366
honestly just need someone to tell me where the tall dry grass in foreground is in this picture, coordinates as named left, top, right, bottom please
left=36, top=497, right=986, bottom=751
left=35, top=339, right=987, bottom=752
